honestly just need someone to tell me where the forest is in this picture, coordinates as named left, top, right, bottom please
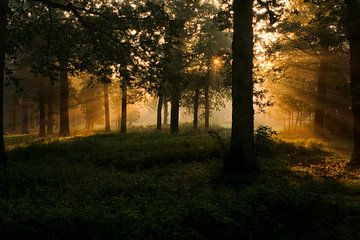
left=0, top=0, right=360, bottom=239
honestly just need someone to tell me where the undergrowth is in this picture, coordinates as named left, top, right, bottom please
left=0, top=128, right=359, bottom=240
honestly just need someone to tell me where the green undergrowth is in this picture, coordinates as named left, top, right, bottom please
left=0, top=129, right=359, bottom=239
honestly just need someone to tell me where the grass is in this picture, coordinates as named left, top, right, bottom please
left=1, top=128, right=360, bottom=239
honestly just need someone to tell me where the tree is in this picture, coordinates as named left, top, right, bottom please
left=0, top=0, right=9, bottom=164
left=223, top=0, right=256, bottom=175
left=345, top=0, right=360, bottom=166
left=103, top=82, right=110, bottom=132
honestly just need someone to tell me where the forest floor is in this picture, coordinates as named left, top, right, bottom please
left=1, top=128, right=360, bottom=239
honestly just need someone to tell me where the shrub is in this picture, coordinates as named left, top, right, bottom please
left=255, top=125, right=277, bottom=158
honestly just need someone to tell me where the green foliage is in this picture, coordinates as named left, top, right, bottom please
left=255, top=125, right=277, bottom=158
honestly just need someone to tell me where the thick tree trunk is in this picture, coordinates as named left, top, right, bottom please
left=193, top=85, right=200, bottom=130
left=170, top=90, right=180, bottom=133
left=47, top=86, right=54, bottom=135
left=347, top=0, right=360, bottom=166
left=163, top=98, right=168, bottom=126
left=204, top=78, right=210, bottom=130
left=38, top=82, right=46, bottom=137
left=0, top=0, right=9, bottom=164
left=223, top=0, right=256, bottom=175
left=120, top=76, right=127, bottom=134
left=157, top=93, right=163, bottom=131
left=104, top=84, right=110, bottom=132
left=314, top=59, right=327, bottom=134
left=21, top=98, right=29, bottom=134
left=59, top=61, right=70, bottom=137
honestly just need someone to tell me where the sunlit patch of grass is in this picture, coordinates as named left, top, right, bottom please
left=274, top=138, right=360, bottom=184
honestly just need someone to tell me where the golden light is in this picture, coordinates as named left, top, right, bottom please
left=212, top=57, right=222, bottom=67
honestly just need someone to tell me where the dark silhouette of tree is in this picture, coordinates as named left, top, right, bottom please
left=0, top=0, right=9, bottom=164
left=346, top=0, right=360, bottom=166
left=223, top=0, right=257, bottom=175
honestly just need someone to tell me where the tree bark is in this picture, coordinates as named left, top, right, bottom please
left=346, top=0, right=360, bottom=166
left=170, top=90, right=180, bottom=134
left=193, top=85, right=200, bottom=130
left=47, top=85, right=54, bottom=135
left=120, top=69, right=127, bottom=134
left=104, top=84, right=110, bottom=132
left=38, top=82, right=46, bottom=137
left=223, top=0, right=256, bottom=175
left=157, top=93, right=163, bottom=131
left=59, top=61, right=70, bottom=137
left=204, top=77, right=210, bottom=130
left=0, top=0, right=9, bottom=164
left=163, top=97, right=168, bottom=126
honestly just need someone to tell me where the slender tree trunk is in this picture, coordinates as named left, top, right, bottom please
left=288, top=112, right=291, bottom=130
left=120, top=75, right=127, bottom=134
left=117, top=110, right=120, bottom=128
left=104, top=84, right=110, bottom=132
left=170, top=90, right=180, bottom=133
left=193, top=85, right=200, bottom=130
left=21, top=98, right=29, bottom=134
left=85, top=110, right=90, bottom=130
left=283, top=116, right=286, bottom=131
left=47, top=86, right=54, bottom=135
left=59, top=61, right=70, bottom=137
left=38, top=82, right=46, bottom=137
left=0, top=0, right=9, bottom=164
left=163, top=97, right=168, bottom=126
left=295, top=111, right=299, bottom=130
left=347, top=0, right=360, bottom=166
left=223, top=0, right=256, bottom=175
left=314, top=58, right=327, bottom=134
left=204, top=77, right=210, bottom=130
left=157, top=93, right=163, bottom=131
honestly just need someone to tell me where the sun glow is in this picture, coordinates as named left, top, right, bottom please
left=213, top=57, right=221, bottom=66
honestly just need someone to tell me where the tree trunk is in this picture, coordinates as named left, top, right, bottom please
left=346, top=0, right=360, bottom=166
left=59, top=61, right=70, bottom=137
left=170, top=90, right=180, bottom=134
left=163, top=97, right=168, bottom=126
left=288, top=112, right=291, bottom=130
left=21, top=98, right=29, bottom=134
left=120, top=74, right=127, bottom=134
left=157, top=93, right=163, bottom=131
left=193, top=85, right=200, bottom=130
left=47, top=86, right=54, bottom=135
left=223, top=0, right=256, bottom=175
left=104, top=84, right=110, bottom=132
left=0, top=0, right=9, bottom=164
left=38, top=82, right=46, bottom=137
left=204, top=77, right=210, bottom=130
left=314, top=59, right=327, bottom=134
